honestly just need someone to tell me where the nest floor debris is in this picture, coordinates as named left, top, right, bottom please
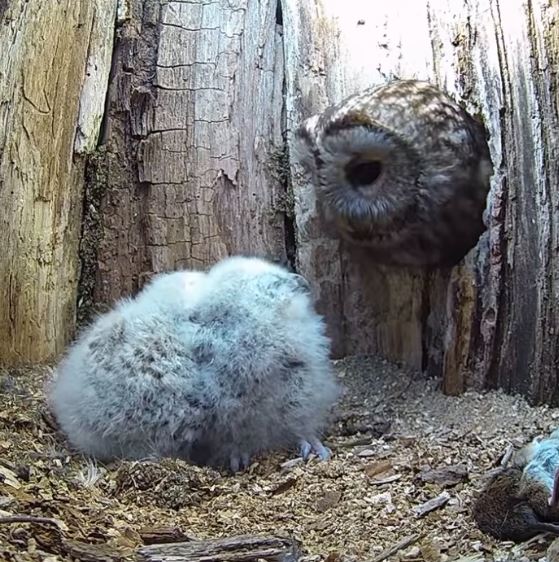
left=1, top=356, right=558, bottom=562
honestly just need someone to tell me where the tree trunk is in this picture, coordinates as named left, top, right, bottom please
left=85, top=0, right=289, bottom=311
left=2, top=0, right=559, bottom=404
left=283, top=0, right=559, bottom=402
left=0, top=0, right=116, bottom=365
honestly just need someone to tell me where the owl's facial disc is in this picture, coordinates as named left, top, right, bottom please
left=316, top=124, right=420, bottom=240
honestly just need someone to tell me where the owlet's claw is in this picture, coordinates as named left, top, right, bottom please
left=229, top=451, right=251, bottom=473
left=299, top=437, right=332, bottom=461
left=300, top=440, right=312, bottom=460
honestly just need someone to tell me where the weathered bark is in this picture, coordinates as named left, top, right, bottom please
left=89, top=0, right=289, bottom=309
left=283, top=0, right=559, bottom=402
left=136, top=534, right=300, bottom=562
left=138, top=526, right=195, bottom=546
left=84, top=0, right=559, bottom=402
left=4, top=0, right=558, bottom=404
left=0, top=0, right=116, bottom=364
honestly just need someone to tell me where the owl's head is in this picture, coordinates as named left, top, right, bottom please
left=133, top=269, right=208, bottom=312
left=293, top=80, right=492, bottom=266
left=294, top=108, right=422, bottom=246
left=207, top=256, right=310, bottom=297
left=205, top=256, right=314, bottom=320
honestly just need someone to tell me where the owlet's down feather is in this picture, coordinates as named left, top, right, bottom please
left=48, top=257, right=340, bottom=473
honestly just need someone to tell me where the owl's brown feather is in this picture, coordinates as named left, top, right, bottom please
left=294, top=80, right=493, bottom=267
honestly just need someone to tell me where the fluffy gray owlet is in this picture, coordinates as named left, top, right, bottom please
left=47, top=256, right=340, bottom=473
left=294, top=79, right=493, bottom=267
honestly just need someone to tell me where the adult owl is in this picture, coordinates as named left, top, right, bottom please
left=294, top=79, right=493, bottom=267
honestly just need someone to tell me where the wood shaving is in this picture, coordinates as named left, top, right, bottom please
left=413, top=491, right=451, bottom=518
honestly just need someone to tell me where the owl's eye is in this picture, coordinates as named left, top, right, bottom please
left=345, top=158, right=383, bottom=188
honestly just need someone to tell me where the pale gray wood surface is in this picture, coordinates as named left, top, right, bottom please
left=0, top=0, right=116, bottom=364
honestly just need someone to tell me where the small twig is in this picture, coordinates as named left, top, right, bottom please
left=369, top=533, right=421, bottom=562
left=413, top=491, right=451, bottom=517
left=500, top=443, right=515, bottom=467
left=0, top=515, right=63, bottom=528
left=370, top=474, right=402, bottom=485
left=518, top=533, right=549, bottom=548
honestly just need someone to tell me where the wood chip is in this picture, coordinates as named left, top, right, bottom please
left=357, top=449, right=377, bottom=458
left=0, top=465, right=20, bottom=489
left=364, top=461, right=392, bottom=478
left=138, top=526, right=196, bottom=545
left=403, top=545, right=421, bottom=558
left=413, top=491, right=451, bottom=517
left=420, top=538, right=442, bottom=562
left=417, top=465, right=469, bottom=487
left=316, top=490, right=342, bottom=512
left=499, top=443, right=515, bottom=467
left=270, top=477, right=298, bottom=495
left=370, top=534, right=421, bottom=562
left=370, top=474, right=402, bottom=485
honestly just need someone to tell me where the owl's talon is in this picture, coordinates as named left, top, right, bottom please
left=300, top=440, right=312, bottom=460
left=299, top=437, right=331, bottom=461
left=315, top=443, right=332, bottom=461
